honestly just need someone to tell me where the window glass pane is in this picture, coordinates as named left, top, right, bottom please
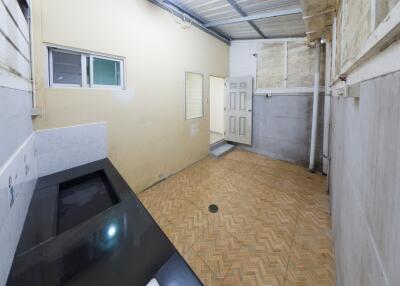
left=185, top=73, right=203, bottom=119
left=52, top=50, right=82, bottom=84
left=93, top=57, right=120, bottom=86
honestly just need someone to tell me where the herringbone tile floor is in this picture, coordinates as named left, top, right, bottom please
left=138, top=150, right=335, bottom=286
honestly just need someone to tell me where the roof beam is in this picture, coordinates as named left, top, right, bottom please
left=225, top=0, right=266, bottom=38
left=148, top=0, right=231, bottom=44
left=205, top=7, right=303, bottom=27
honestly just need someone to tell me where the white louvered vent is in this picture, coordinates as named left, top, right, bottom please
left=185, top=72, right=204, bottom=119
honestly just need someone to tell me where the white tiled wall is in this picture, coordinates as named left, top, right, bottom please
left=0, top=122, right=108, bottom=285
left=35, top=122, right=108, bottom=177
left=0, top=87, right=35, bottom=286
left=0, top=89, right=34, bottom=169
left=0, top=133, right=37, bottom=286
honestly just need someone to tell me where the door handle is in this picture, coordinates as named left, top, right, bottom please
left=248, top=109, right=252, bottom=112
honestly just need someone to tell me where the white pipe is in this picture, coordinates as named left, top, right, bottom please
left=322, top=41, right=332, bottom=175
left=28, top=0, right=36, bottom=108
left=332, top=18, right=337, bottom=82
left=309, top=41, right=321, bottom=170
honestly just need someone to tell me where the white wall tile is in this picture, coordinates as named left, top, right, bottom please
left=0, top=88, right=33, bottom=168
left=35, top=122, right=108, bottom=177
left=0, top=122, right=108, bottom=285
left=0, top=133, right=37, bottom=286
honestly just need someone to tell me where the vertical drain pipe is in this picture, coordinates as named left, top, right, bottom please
left=309, top=40, right=321, bottom=171
left=322, top=39, right=332, bottom=175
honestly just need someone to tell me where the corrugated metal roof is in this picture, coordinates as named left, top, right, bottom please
left=171, top=0, right=306, bottom=39
left=237, top=0, right=300, bottom=14
left=217, top=22, right=262, bottom=39
left=254, top=13, right=305, bottom=38
left=176, top=0, right=240, bottom=22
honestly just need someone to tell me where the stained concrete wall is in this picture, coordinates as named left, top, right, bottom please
left=257, top=42, right=285, bottom=88
left=330, top=70, right=400, bottom=286
left=230, top=41, right=324, bottom=169
left=340, top=0, right=371, bottom=68
left=375, top=0, right=399, bottom=30
left=242, top=95, right=324, bottom=168
left=256, top=41, right=325, bottom=89
left=335, top=0, right=400, bottom=76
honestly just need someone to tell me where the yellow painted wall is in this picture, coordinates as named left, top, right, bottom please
left=32, top=0, right=229, bottom=192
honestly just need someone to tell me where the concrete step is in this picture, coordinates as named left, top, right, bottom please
left=210, top=143, right=235, bottom=158
left=210, top=138, right=226, bottom=150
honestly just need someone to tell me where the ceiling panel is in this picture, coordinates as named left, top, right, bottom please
left=254, top=13, right=305, bottom=37
left=216, top=21, right=263, bottom=39
left=174, top=0, right=241, bottom=22
left=170, top=0, right=306, bottom=40
left=236, top=0, right=301, bottom=15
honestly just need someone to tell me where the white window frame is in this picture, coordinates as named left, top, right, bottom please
left=89, top=54, right=124, bottom=89
left=252, top=37, right=324, bottom=95
left=48, top=46, right=125, bottom=90
left=48, top=48, right=82, bottom=88
left=184, top=72, right=204, bottom=120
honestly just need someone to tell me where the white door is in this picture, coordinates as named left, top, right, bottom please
left=225, top=76, right=253, bottom=145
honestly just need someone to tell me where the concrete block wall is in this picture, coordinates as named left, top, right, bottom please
left=330, top=70, right=400, bottom=286
left=241, top=94, right=324, bottom=169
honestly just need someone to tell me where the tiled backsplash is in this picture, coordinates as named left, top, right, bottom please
left=0, top=122, right=108, bottom=286
left=0, top=133, right=37, bottom=286
left=35, top=122, right=108, bottom=177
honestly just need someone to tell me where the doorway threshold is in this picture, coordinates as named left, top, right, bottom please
left=210, top=143, right=235, bottom=158
left=210, top=131, right=224, bottom=145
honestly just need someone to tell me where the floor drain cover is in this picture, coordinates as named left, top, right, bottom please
left=208, top=204, right=219, bottom=213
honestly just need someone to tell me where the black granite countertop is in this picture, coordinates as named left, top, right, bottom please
left=6, top=159, right=202, bottom=286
